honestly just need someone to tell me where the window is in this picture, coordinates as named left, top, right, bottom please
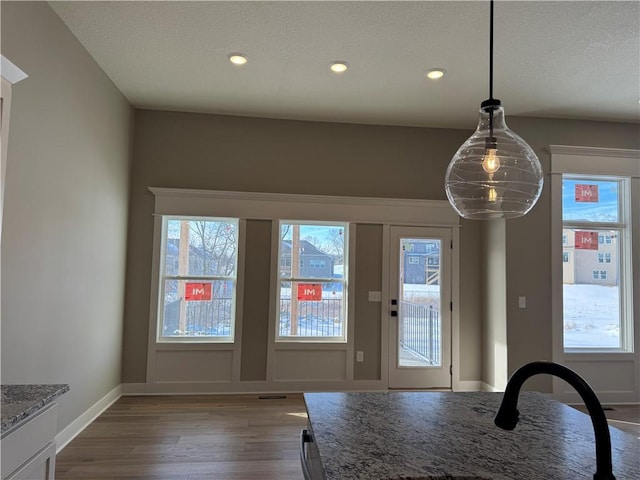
left=408, top=256, right=420, bottom=265
left=157, top=217, right=238, bottom=342
left=561, top=176, right=632, bottom=351
left=563, top=235, right=568, bottom=245
left=277, top=221, right=347, bottom=341
left=563, top=252, right=569, bottom=262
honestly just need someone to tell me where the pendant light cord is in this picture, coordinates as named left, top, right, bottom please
left=489, top=0, right=494, bottom=101
left=488, top=0, right=495, bottom=142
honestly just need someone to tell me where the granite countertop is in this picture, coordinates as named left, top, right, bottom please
left=1, top=384, right=69, bottom=434
left=304, top=391, right=640, bottom=480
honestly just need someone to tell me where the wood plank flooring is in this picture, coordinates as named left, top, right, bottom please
left=571, top=404, right=640, bottom=438
left=55, top=394, right=308, bottom=480
left=56, top=393, right=639, bottom=480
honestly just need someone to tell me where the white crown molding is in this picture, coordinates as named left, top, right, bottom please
left=1, top=55, right=28, bottom=84
left=149, top=187, right=461, bottom=227
left=548, top=145, right=640, bottom=159
left=548, top=145, right=640, bottom=177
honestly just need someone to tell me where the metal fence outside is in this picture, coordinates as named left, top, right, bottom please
left=164, top=298, right=233, bottom=336
left=279, top=298, right=343, bottom=336
left=399, top=301, right=440, bottom=365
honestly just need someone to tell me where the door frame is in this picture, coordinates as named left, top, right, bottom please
left=381, top=224, right=460, bottom=390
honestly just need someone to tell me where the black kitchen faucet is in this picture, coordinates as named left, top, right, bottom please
left=494, top=361, right=615, bottom=480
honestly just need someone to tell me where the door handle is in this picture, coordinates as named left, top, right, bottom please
left=300, top=429, right=314, bottom=480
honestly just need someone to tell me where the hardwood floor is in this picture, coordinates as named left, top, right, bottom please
left=571, top=404, right=640, bottom=438
left=56, top=393, right=639, bottom=479
left=55, top=394, right=308, bottom=480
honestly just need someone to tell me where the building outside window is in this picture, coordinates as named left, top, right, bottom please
left=157, top=217, right=238, bottom=342
left=277, top=221, right=347, bottom=341
left=561, top=176, right=631, bottom=350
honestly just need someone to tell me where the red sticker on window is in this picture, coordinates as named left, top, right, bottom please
left=575, top=184, right=599, bottom=203
left=185, top=282, right=212, bottom=301
left=297, top=283, right=322, bottom=301
left=575, top=231, right=598, bottom=250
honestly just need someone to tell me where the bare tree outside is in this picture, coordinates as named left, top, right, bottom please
left=161, top=218, right=238, bottom=338
left=322, top=229, right=344, bottom=266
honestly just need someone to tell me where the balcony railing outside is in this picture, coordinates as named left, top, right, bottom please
left=163, top=298, right=233, bottom=336
left=399, top=301, right=440, bottom=366
left=279, top=298, right=343, bottom=337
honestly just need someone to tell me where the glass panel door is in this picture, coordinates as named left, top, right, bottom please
left=389, top=226, right=452, bottom=389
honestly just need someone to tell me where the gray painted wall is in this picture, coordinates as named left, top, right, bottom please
left=504, top=117, right=640, bottom=392
left=123, top=109, right=483, bottom=384
left=1, top=2, right=133, bottom=430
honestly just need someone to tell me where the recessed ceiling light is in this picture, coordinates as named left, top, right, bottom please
left=426, top=68, right=446, bottom=80
left=329, top=61, right=349, bottom=73
left=228, top=53, right=248, bottom=65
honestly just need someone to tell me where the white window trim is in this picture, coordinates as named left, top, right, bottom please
left=147, top=187, right=459, bottom=390
left=550, top=145, right=640, bottom=403
left=156, top=215, right=240, bottom=343
left=275, top=220, right=349, bottom=343
left=556, top=173, right=633, bottom=353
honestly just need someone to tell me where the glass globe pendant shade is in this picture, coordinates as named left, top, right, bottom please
left=445, top=101, right=543, bottom=219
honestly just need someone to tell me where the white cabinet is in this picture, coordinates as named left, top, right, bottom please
left=1, top=404, right=58, bottom=480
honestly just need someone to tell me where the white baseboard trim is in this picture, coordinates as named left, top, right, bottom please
left=553, top=391, right=639, bottom=405
left=55, top=384, right=122, bottom=453
left=122, top=380, right=387, bottom=395
left=456, top=381, right=483, bottom=392
left=481, top=382, right=502, bottom=392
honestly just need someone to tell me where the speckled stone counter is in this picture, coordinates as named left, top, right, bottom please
left=304, top=391, right=640, bottom=480
left=1, top=384, right=69, bottom=434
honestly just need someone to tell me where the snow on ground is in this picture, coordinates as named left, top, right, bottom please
left=563, top=284, right=620, bottom=348
left=281, top=282, right=621, bottom=348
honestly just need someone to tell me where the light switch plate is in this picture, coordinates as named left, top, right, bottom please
left=356, top=351, right=364, bottom=362
left=368, top=291, right=382, bottom=302
left=518, top=296, right=527, bottom=309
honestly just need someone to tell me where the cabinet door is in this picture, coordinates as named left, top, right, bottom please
left=6, top=441, right=55, bottom=480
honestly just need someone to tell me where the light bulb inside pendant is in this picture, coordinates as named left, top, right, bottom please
left=482, top=144, right=500, bottom=174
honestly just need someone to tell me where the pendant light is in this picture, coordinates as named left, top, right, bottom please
left=445, top=0, right=543, bottom=220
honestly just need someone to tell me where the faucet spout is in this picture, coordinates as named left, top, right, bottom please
left=494, top=361, right=615, bottom=480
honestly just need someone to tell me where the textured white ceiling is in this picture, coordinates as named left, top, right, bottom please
left=50, top=0, right=640, bottom=129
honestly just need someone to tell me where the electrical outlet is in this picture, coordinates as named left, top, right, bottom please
left=356, top=351, right=364, bottom=362
left=518, top=296, right=527, bottom=309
